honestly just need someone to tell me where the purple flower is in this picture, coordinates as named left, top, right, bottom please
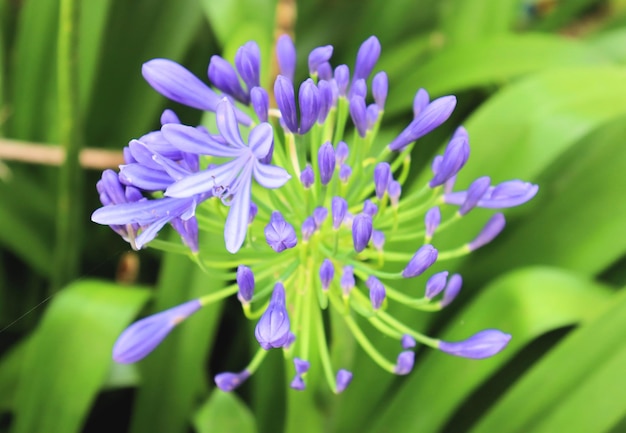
left=445, top=180, right=539, bottom=209
left=413, top=88, right=430, bottom=117
left=276, top=34, right=296, bottom=82
left=425, top=207, right=441, bottom=239
left=290, top=375, right=306, bottom=391
left=317, top=80, right=334, bottom=123
left=319, top=259, right=334, bottom=290
left=401, top=334, right=416, bottom=349
left=430, top=131, right=470, bottom=187
left=336, top=369, right=353, bottom=393
left=372, top=71, right=388, bottom=109
left=318, top=142, right=336, bottom=185
left=163, top=99, right=290, bottom=253
left=425, top=271, right=449, bottom=299
left=334, top=64, right=350, bottom=96
left=459, top=176, right=491, bottom=215
left=388, top=180, right=401, bottom=206
left=251, top=87, right=269, bottom=123
left=339, top=164, right=352, bottom=183
left=294, top=357, right=311, bottom=375
left=363, top=199, right=378, bottom=217
left=341, top=266, right=355, bottom=296
left=394, top=351, right=415, bottom=375
left=308, top=45, right=334, bottom=75
left=215, top=370, right=251, bottom=392
left=335, top=141, right=349, bottom=165
left=235, top=41, right=261, bottom=92
left=469, top=213, right=506, bottom=251
left=438, top=329, right=512, bottom=359
left=441, top=274, right=462, bottom=307
left=366, top=275, right=386, bottom=310
left=274, top=75, right=299, bottom=133
left=113, top=299, right=202, bottom=363
left=389, top=95, right=457, bottom=151
left=372, top=230, right=385, bottom=251
left=350, top=95, right=368, bottom=137
left=300, top=164, right=315, bottom=188
left=352, top=213, right=373, bottom=252
left=353, top=36, right=381, bottom=82
left=313, top=206, right=328, bottom=228
left=402, top=244, right=438, bottom=278
left=331, top=196, right=348, bottom=229
left=374, top=162, right=391, bottom=199
left=255, top=283, right=292, bottom=350
left=301, top=216, right=316, bottom=241
left=265, top=211, right=298, bottom=252
left=208, top=55, right=249, bottom=104
left=299, top=78, right=321, bottom=134
left=142, top=58, right=251, bottom=125
left=237, top=265, right=255, bottom=304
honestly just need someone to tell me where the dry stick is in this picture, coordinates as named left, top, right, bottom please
left=0, top=138, right=123, bottom=170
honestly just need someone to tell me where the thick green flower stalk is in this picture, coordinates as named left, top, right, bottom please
left=92, top=35, right=538, bottom=393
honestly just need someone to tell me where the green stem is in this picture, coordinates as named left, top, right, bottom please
left=52, top=0, right=82, bottom=292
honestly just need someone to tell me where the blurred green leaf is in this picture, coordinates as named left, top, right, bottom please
left=465, top=114, right=626, bottom=280
left=591, top=27, right=626, bottom=63
left=129, top=237, right=228, bottom=433
left=11, top=280, right=150, bottom=433
left=0, top=339, right=28, bottom=411
left=530, top=0, right=601, bottom=32
left=387, top=34, right=610, bottom=115
left=365, top=267, right=613, bottom=433
left=472, top=289, right=626, bottom=433
left=439, top=0, right=520, bottom=43
left=193, top=390, right=257, bottom=433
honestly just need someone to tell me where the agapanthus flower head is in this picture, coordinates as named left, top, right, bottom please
left=98, top=34, right=537, bottom=394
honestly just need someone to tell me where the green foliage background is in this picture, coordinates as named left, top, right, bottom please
left=1, top=0, right=626, bottom=432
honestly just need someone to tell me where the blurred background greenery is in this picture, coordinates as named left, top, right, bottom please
left=1, top=0, right=626, bottom=432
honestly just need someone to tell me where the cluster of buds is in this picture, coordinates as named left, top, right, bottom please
left=94, top=35, right=538, bottom=393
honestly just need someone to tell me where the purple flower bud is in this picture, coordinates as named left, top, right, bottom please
left=331, top=196, right=348, bottom=229
left=341, top=266, right=355, bottom=296
left=352, top=213, right=373, bottom=252
left=460, top=176, right=491, bottom=215
left=208, top=55, right=249, bottom=104
left=372, top=230, right=385, bottom=251
left=300, top=164, right=315, bottom=188
left=313, top=206, right=328, bottom=228
left=372, top=71, right=388, bottom=109
left=317, top=80, right=334, bottom=123
left=215, top=370, right=251, bottom=392
left=413, top=88, right=430, bottom=117
left=318, top=142, right=336, bottom=185
left=274, top=75, right=298, bottom=133
left=441, top=274, right=462, bottom=307
left=349, top=95, right=368, bottom=137
left=401, top=334, right=416, bottom=349
left=339, top=164, right=352, bottom=183
left=113, top=299, right=202, bottom=363
left=160, top=109, right=180, bottom=125
left=388, top=180, right=401, bottom=206
left=301, top=216, right=316, bottom=241
left=308, top=45, right=334, bottom=75
left=353, top=36, right=381, bottom=82
left=335, top=141, right=349, bottom=165
left=374, top=162, right=391, bottom=199
left=290, top=375, right=306, bottom=391
left=444, top=180, right=539, bottom=209
left=438, top=329, right=512, bottom=359
left=255, top=283, right=292, bottom=350
left=423, top=271, right=447, bottom=299
left=317, top=62, right=333, bottom=80
left=251, top=87, right=269, bottom=123
left=350, top=78, right=367, bottom=99
left=298, top=78, right=320, bottom=134
left=336, top=369, right=353, bottom=393
left=363, top=199, right=378, bottom=217
left=402, top=244, right=438, bottom=278
left=235, top=41, right=261, bottom=91
left=394, top=351, right=415, bottom=375
left=171, top=216, right=199, bottom=253
left=366, top=104, right=380, bottom=129
left=389, top=95, right=457, bottom=151
left=265, top=211, right=298, bottom=252
left=276, top=34, right=296, bottom=82
left=294, top=357, right=311, bottom=375
left=425, top=206, right=441, bottom=239
left=366, top=275, right=386, bottom=310
left=334, top=64, right=350, bottom=96
left=469, top=213, right=505, bottom=251
left=237, top=265, right=255, bottom=304
left=319, top=259, right=334, bottom=290
left=430, top=134, right=470, bottom=188
left=249, top=202, right=258, bottom=224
